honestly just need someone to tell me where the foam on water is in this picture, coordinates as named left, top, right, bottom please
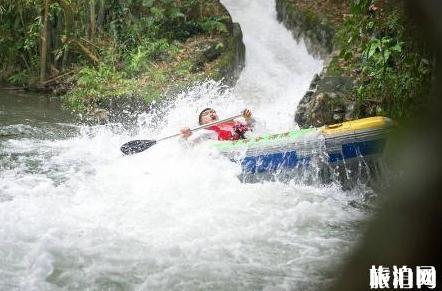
left=0, top=0, right=372, bottom=290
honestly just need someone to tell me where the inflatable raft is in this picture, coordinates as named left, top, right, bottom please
left=210, top=116, right=394, bottom=174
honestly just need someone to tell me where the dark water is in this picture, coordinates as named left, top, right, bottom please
left=0, top=90, right=77, bottom=140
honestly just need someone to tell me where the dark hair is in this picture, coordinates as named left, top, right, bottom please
left=198, top=108, right=214, bottom=125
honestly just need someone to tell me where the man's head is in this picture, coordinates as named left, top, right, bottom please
left=199, top=108, right=218, bottom=125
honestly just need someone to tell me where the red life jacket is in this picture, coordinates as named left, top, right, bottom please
left=208, top=121, right=249, bottom=141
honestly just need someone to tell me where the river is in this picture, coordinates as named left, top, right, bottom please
left=0, top=0, right=374, bottom=290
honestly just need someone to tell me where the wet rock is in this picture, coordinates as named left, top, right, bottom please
left=93, top=108, right=109, bottom=124
left=295, top=71, right=355, bottom=128
left=216, top=23, right=246, bottom=85
left=309, top=73, right=321, bottom=90
left=333, top=113, right=343, bottom=122
left=191, top=41, right=224, bottom=73
left=276, top=0, right=335, bottom=58
left=296, top=92, right=347, bottom=127
left=202, top=43, right=223, bottom=62
left=344, top=102, right=357, bottom=120
left=275, top=0, right=362, bottom=128
left=303, top=90, right=315, bottom=102
left=318, top=76, right=354, bottom=93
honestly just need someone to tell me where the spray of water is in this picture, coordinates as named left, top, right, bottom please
left=0, top=0, right=374, bottom=290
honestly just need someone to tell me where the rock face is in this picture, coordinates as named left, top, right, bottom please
left=184, top=24, right=245, bottom=84
left=219, top=23, right=246, bottom=85
left=275, top=0, right=334, bottom=58
left=275, top=0, right=356, bottom=128
left=295, top=73, right=356, bottom=128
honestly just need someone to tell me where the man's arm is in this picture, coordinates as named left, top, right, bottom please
left=180, top=128, right=218, bottom=146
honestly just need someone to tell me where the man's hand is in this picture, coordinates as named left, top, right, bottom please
left=180, top=127, right=192, bottom=139
left=242, top=108, right=252, bottom=120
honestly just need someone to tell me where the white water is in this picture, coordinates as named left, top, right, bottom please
left=0, top=0, right=371, bottom=290
left=221, top=0, right=322, bottom=133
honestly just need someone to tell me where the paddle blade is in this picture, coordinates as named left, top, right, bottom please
left=120, top=140, right=157, bottom=155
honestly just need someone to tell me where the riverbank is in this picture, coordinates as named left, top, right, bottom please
left=276, top=0, right=434, bottom=128
left=0, top=0, right=245, bottom=121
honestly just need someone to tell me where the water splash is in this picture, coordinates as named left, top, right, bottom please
left=221, top=0, right=323, bottom=132
left=0, top=0, right=375, bottom=289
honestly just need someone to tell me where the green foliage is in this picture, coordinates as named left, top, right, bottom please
left=125, top=39, right=179, bottom=75
left=335, top=0, right=433, bottom=120
left=126, top=47, right=153, bottom=75
left=65, top=64, right=138, bottom=112
left=0, top=2, right=41, bottom=82
left=175, top=60, right=194, bottom=77
left=0, top=0, right=228, bottom=81
left=8, top=70, right=31, bottom=86
left=0, top=0, right=232, bottom=113
left=200, top=17, right=229, bottom=34
left=362, top=37, right=403, bottom=74
left=350, top=0, right=374, bottom=14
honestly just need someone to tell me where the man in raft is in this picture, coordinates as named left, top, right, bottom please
left=180, top=108, right=255, bottom=143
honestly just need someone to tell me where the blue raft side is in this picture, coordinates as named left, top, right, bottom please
left=241, top=151, right=311, bottom=174
left=240, top=139, right=387, bottom=174
left=327, top=139, right=386, bottom=163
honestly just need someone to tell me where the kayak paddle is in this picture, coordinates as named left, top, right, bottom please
left=120, top=114, right=242, bottom=155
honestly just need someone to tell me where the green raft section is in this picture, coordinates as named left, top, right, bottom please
left=207, top=117, right=393, bottom=174
left=209, top=128, right=318, bottom=152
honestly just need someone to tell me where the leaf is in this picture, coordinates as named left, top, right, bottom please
left=383, top=50, right=391, bottom=64
left=365, top=41, right=379, bottom=60
left=391, top=42, right=402, bottom=53
left=381, top=37, right=392, bottom=46
left=143, top=0, right=154, bottom=7
left=169, top=8, right=185, bottom=19
left=150, top=7, right=164, bottom=18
